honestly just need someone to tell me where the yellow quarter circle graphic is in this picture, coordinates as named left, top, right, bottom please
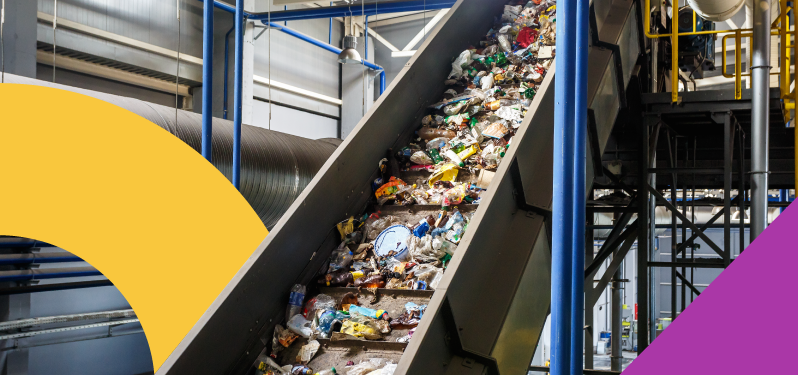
left=0, top=84, right=269, bottom=371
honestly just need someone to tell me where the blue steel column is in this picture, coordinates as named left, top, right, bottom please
left=380, top=71, right=385, bottom=95
left=201, top=0, right=214, bottom=161
left=232, top=0, right=244, bottom=189
left=551, top=0, right=576, bottom=374
left=570, top=0, right=588, bottom=371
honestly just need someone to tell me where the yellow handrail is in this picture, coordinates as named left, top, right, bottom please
left=644, top=0, right=795, bottom=104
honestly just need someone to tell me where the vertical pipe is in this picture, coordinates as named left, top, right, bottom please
left=551, top=0, right=576, bottom=373
left=751, top=0, right=771, bottom=239
left=780, top=189, right=787, bottom=213
left=584, top=194, right=594, bottom=370
left=284, top=5, right=287, bottom=26
left=365, top=15, right=369, bottom=60
left=724, top=114, right=732, bottom=267
left=610, top=256, right=622, bottom=371
left=681, top=139, right=687, bottom=313
left=571, top=0, right=588, bottom=372
left=201, top=0, right=214, bottom=161
left=671, top=0, right=679, bottom=102
left=669, top=136, right=677, bottom=323
left=223, top=26, right=234, bottom=120
left=328, top=2, right=333, bottom=45
left=233, top=0, right=244, bottom=190
left=379, top=70, right=385, bottom=95
left=648, top=123, right=660, bottom=345
left=738, top=129, right=746, bottom=253
left=637, top=116, right=651, bottom=354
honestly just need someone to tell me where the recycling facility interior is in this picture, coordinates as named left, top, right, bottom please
left=0, top=0, right=794, bottom=374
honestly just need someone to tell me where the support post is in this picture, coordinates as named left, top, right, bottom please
left=751, top=0, right=771, bottom=239
left=571, top=0, right=588, bottom=371
left=637, top=115, right=652, bottom=354
left=611, top=256, right=622, bottom=371
left=201, top=0, right=214, bottom=161
left=724, top=113, right=733, bottom=266
left=585, top=196, right=594, bottom=369
left=551, top=0, right=576, bottom=372
left=232, top=0, right=244, bottom=189
left=738, top=126, right=746, bottom=253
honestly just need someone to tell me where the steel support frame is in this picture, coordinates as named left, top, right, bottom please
left=635, top=111, right=741, bottom=355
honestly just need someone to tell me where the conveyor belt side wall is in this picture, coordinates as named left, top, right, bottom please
left=158, top=0, right=642, bottom=373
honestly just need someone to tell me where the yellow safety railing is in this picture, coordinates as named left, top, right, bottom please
left=643, top=0, right=795, bottom=107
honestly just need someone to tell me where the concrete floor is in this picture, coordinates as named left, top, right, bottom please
left=527, top=351, right=638, bottom=374
left=590, top=351, right=637, bottom=371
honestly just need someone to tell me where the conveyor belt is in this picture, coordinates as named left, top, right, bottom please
left=158, top=0, right=642, bottom=373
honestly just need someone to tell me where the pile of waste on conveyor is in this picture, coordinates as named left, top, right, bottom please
left=256, top=1, right=556, bottom=374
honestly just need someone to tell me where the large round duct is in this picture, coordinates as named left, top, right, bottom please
left=686, top=0, right=746, bottom=22
left=4, top=73, right=337, bottom=229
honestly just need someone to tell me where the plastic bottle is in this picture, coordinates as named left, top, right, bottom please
left=418, top=127, right=456, bottom=140
left=354, top=274, right=386, bottom=288
left=290, top=366, right=313, bottom=375
left=444, top=149, right=464, bottom=167
left=481, top=73, right=495, bottom=90
left=428, top=148, right=444, bottom=164
left=286, top=284, right=306, bottom=319
left=314, top=369, right=337, bottom=375
left=349, top=305, right=389, bottom=320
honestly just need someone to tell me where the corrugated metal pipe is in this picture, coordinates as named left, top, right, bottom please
left=3, top=73, right=338, bottom=229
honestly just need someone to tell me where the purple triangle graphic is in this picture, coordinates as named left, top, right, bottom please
left=623, top=202, right=797, bottom=374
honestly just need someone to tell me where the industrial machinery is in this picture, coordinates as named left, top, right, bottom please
left=156, top=0, right=642, bottom=374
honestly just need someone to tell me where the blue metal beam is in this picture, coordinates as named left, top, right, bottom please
left=246, top=0, right=455, bottom=22
left=552, top=0, right=576, bottom=374
left=571, top=0, right=588, bottom=372
left=232, top=0, right=244, bottom=190
left=202, top=0, right=214, bottom=161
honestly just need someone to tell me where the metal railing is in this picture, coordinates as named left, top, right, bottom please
left=644, top=0, right=795, bottom=115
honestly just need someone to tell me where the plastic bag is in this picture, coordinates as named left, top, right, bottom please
left=341, top=320, right=381, bottom=340
left=443, top=185, right=467, bottom=205
left=271, top=324, right=298, bottom=356
left=481, top=73, right=495, bottom=90
left=304, top=294, right=336, bottom=318
left=287, top=314, right=314, bottom=338
left=482, top=122, right=509, bottom=139
left=427, top=164, right=459, bottom=188
left=406, top=234, right=445, bottom=263
left=257, top=355, right=291, bottom=374
left=346, top=359, right=388, bottom=375
left=296, top=340, right=320, bottom=364
left=413, top=264, right=443, bottom=290
left=496, top=104, right=523, bottom=122
left=409, top=151, right=433, bottom=165
left=365, top=215, right=402, bottom=241
left=366, top=363, right=398, bottom=375
left=374, top=177, right=408, bottom=204
left=327, top=243, right=354, bottom=273
left=448, top=50, right=473, bottom=79
left=425, top=137, right=448, bottom=151
left=317, top=310, right=350, bottom=337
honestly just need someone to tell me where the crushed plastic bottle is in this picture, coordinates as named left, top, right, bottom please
left=286, top=284, right=306, bottom=320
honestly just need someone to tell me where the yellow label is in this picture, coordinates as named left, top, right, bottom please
left=350, top=271, right=365, bottom=280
